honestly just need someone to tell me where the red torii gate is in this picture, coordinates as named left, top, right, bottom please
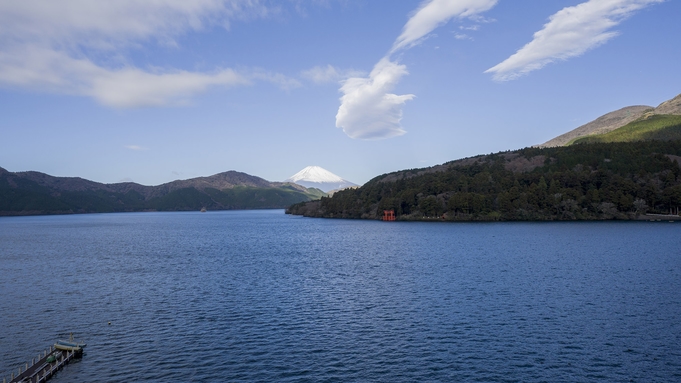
left=382, top=210, right=395, bottom=221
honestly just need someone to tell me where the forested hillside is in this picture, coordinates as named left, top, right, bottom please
left=287, top=141, right=681, bottom=221
left=0, top=168, right=324, bottom=216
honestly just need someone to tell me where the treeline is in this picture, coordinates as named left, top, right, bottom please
left=0, top=182, right=319, bottom=216
left=287, top=140, right=681, bottom=221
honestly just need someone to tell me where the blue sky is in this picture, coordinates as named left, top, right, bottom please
left=1, top=0, right=679, bottom=186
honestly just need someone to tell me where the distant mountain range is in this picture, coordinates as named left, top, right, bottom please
left=8, top=93, right=680, bottom=219
left=285, top=166, right=358, bottom=193
left=539, top=93, right=681, bottom=147
left=0, top=168, right=325, bottom=216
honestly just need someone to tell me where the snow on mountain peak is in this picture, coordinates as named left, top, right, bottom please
left=286, top=166, right=345, bottom=183
left=285, top=166, right=358, bottom=192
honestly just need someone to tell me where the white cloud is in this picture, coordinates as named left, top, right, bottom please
left=300, top=65, right=365, bottom=84
left=249, top=69, right=302, bottom=91
left=337, top=0, right=497, bottom=140
left=336, top=58, right=414, bottom=140
left=0, top=46, right=250, bottom=107
left=94, top=68, right=248, bottom=108
left=391, top=0, right=497, bottom=53
left=485, top=0, right=664, bottom=81
left=301, top=65, right=342, bottom=84
left=0, top=0, right=270, bottom=48
left=0, top=1, right=288, bottom=107
left=125, top=145, right=146, bottom=150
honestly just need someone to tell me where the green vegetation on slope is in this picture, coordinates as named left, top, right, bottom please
left=571, top=114, right=681, bottom=145
left=147, top=185, right=323, bottom=211
left=287, top=140, right=681, bottom=221
left=0, top=177, right=322, bottom=215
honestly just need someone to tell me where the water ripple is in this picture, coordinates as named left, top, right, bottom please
left=0, top=212, right=680, bottom=382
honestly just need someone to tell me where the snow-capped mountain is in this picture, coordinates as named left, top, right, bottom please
left=285, top=166, right=358, bottom=193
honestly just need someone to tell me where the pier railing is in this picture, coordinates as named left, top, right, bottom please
left=4, top=345, right=79, bottom=383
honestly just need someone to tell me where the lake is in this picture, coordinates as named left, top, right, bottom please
left=1, top=210, right=680, bottom=382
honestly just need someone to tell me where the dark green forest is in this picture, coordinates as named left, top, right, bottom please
left=0, top=179, right=322, bottom=216
left=287, top=140, right=681, bottom=221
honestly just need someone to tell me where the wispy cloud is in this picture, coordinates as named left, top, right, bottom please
left=336, top=0, right=497, bottom=140
left=301, top=65, right=342, bottom=84
left=250, top=69, right=302, bottom=91
left=0, top=1, right=294, bottom=107
left=485, top=0, right=664, bottom=81
left=125, top=145, right=147, bottom=150
left=300, top=65, right=364, bottom=84
left=0, top=47, right=251, bottom=107
left=0, top=1, right=271, bottom=47
left=391, top=0, right=498, bottom=53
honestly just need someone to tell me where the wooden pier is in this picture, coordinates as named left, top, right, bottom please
left=4, top=345, right=81, bottom=383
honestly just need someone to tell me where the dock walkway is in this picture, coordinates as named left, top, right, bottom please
left=4, top=345, right=80, bottom=383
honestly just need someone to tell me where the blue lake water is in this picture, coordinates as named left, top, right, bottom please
left=1, top=210, right=680, bottom=382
